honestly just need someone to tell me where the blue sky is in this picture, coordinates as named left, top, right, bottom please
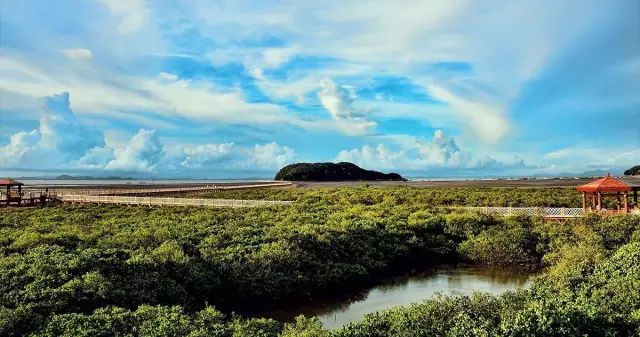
left=0, top=0, right=638, bottom=178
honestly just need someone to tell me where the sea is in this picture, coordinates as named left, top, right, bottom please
left=16, top=176, right=562, bottom=186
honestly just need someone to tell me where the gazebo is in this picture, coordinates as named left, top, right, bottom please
left=0, top=178, right=24, bottom=206
left=576, top=174, right=635, bottom=214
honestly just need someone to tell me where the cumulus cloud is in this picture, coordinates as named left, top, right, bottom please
left=62, top=48, right=93, bottom=60
left=0, top=130, right=40, bottom=167
left=0, top=92, right=106, bottom=167
left=76, top=146, right=115, bottom=169
left=38, top=93, right=105, bottom=156
left=168, top=141, right=295, bottom=173
left=179, top=143, right=235, bottom=168
left=335, top=130, right=524, bottom=174
left=244, top=142, right=296, bottom=170
left=4, top=0, right=634, bottom=177
left=318, top=78, right=376, bottom=135
left=0, top=92, right=295, bottom=174
left=105, top=129, right=164, bottom=172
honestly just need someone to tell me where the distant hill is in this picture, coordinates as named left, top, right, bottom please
left=624, top=166, right=640, bottom=176
left=275, top=162, right=405, bottom=181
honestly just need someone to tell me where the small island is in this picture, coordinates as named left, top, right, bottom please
left=624, top=166, right=640, bottom=176
left=275, top=162, right=406, bottom=181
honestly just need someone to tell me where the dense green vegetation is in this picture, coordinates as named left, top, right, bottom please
left=1, top=186, right=638, bottom=336
left=624, top=165, right=640, bottom=176
left=180, top=185, right=584, bottom=207
left=274, top=162, right=404, bottom=181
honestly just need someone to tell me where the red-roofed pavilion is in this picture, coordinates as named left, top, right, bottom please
left=576, top=174, right=633, bottom=213
left=0, top=178, right=24, bottom=206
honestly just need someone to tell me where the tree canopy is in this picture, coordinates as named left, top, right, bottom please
left=624, top=165, right=640, bottom=176
left=274, top=162, right=405, bottom=181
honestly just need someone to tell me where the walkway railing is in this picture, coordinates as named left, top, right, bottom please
left=58, top=195, right=292, bottom=207
left=37, top=182, right=293, bottom=196
left=23, top=182, right=296, bottom=208
left=460, top=206, right=584, bottom=218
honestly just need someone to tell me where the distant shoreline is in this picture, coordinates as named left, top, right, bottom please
left=297, top=176, right=640, bottom=188
left=17, top=176, right=640, bottom=189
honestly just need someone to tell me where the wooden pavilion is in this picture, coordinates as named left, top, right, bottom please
left=0, top=178, right=24, bottom=206
left=576, top=174, right=638, bottom=214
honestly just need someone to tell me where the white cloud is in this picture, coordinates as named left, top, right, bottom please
left=158, top=72, right=179, bottom=81
left=97, top=0, right=149, bottom=34
left=184, top=0, right=617, bottom=145
left=179, top=143, right=235, bottom=168
left=0, top=91, right=296, bottom=174
left=249, top=67, right=265, bottom=81
left=168, top=141, right=296, bottom=172
left=541, top=146, right=640, bottom=174
left=38, top=93, right=105, bottom=156
left=336, top=144, right=407, bottom=171
left=105, top=129, right=164, bottom=172
left=245, top=142, right=296, bottom=170
left=259, top=47, right=299, bottom=68
left=99, top=135, right=295, bottom=173
left=76, top=146, right=115, bottom=169
left=62, top=48, right=93, bottom=60
left=0, top=55, right=322, bottom=130
left=0, top=130, right=40, bottom=167
left=335, top=130, right=521, bottom=174
left=0, top=92, right=107, bottom=167
left=3, top=0, right=636, bottom=177
left=427, top=84, right=510, bottom=144
left=318, top=78, right=376, bottom=136
left=249, top=73, right=316, bottom=105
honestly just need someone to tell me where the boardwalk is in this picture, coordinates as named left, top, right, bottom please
left=59, top=194, right=293, bottom=207
left=42, top=182, right=294, bottom=196
left=31, top=182, right=297, bottom=208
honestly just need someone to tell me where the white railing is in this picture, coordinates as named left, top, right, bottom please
left=58, top=194, right=293, bottom=208
left=461, top=206, right=584, bottom=218
left=30, top=182, right=293, bottom=197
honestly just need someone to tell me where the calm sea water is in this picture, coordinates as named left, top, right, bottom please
left=18, top=177, right=552, bottom=186
left=262, top=264, right=534, bottom=329
left=18, top=179, right=273, bottom=186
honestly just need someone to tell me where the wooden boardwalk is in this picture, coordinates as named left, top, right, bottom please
left=24, top=182, right=297, bottom=208
left=59, top=194, right=293, bottom=207
left=40, top=182, right=294, bottom=196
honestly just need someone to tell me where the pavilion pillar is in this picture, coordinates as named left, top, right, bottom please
left=591, top=193, right=596, bottom=210
left=581, top=192, right=586, bottom=210
left=624, top=192, right=629, bottom=213
left=597, top=192, right=602, bottom=210
left=616, top=192, right=621, bottom=211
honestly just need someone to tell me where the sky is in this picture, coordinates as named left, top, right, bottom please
left=0, top=0, right=638, bottom=178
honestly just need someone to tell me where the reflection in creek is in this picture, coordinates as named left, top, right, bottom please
left=263, top=264, right=534, bottom=329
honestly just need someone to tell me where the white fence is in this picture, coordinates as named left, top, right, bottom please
left=59, top=194, right=293, bottom=208
left=39, top=182, right=293, bottom=196
left=461, top=206, right=584, bottom=218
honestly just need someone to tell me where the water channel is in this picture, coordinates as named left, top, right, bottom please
left=263, top=264, right=535, bottom=329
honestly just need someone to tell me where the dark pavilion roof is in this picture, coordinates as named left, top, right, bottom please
left=576, top=173, right=631, bottom=193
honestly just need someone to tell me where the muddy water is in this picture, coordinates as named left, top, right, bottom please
left=264, top=264, right=535, bottom=329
